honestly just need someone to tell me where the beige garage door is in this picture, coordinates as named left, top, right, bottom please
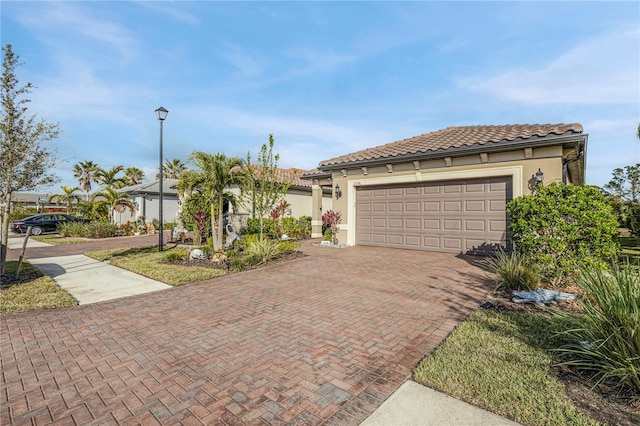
left=356, top=177, right=511, bottom=254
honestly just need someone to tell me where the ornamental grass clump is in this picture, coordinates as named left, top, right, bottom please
left=483, top=250, right=540, bottom=291
left=553, top=263, right=640, bottom=392
left=245, top=239, right=283, bottom=264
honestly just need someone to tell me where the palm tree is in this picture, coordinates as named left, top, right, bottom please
left=94, top=187, right=137, bottom=224
left=124, top=167, right=144, bottom=186
left=73, top=160, right=100, bottom=201
left=97, top=165, right=127, bottom=189
left=48, top=185, right=82, bottom=213
left=162, top=158, right=187, bottom=179
left=182, top=152, right=244, bottom=250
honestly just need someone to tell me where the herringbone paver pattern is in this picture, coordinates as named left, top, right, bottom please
left=1, top=241, right=490, bottom=425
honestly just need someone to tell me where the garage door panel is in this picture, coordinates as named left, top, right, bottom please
left=444, top=201, right=462, bottom=212
left=423, top=219, right=440, bottom=230
left=388, top=218, right=403, bottom=228
left=465, top=220, right=485, bottom=231
left=356, top=177, right=511, bottom=253
left=443, top=219, right=462, bottom=230
left=465, top=200, right=485, bottom=212
left=423, top=201, right=440, bottom=212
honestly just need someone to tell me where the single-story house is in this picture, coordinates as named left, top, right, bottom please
left=304, top=123, right=587, bottom=254
left=116, top=179, right=181, bottom=225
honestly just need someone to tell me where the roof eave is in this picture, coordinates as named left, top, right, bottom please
left=318, top=132, right=587, bottom=172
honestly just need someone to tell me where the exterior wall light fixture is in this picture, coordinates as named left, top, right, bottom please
left=335, top=184, right=342, bottom=200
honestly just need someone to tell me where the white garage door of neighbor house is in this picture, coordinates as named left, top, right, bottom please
left=355, top=177, right=512, bottom=254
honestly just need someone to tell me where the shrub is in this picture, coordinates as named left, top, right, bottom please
left=229, top=254, right=259, bottom=270
left=278, top=240, right=301, bottom=253
left=507, top=183, right=619, bottom=285
left=483, top=250, right=539, bottom=291
left=553, top=263, right=640, bottom=392
left=323, top=228, right=332, bottom=242
left=58, top=221, right=88, bottom=237
left=245, top=239, right=282, bottom=263
left=58, top=221, right=118, bottom=238
left=164, top=249, right=189, bottom=262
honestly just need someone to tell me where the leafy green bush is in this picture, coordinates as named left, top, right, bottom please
left=230, top=254, right=261, bottom=270
left=278, top=240, right=301, bottom=253
left=553, top=263, right=640, bottom=392
left=507, top=183, right=619, bottom=285
left=58, top=221, right=118, bottom=238
left=58, top=221, right=88, bottom=237
left=245, top=216, right=311, bottom=239
left=483, top=250, right=539, bottom=291
left=245, top=239, right=283, bottom=263
left=164, top=249, right=189, bottom=262
left=323, top=228, right=332, bottom=242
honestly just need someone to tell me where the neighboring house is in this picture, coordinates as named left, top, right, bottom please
left=118, top=169, right=333, bottom=228
left=1, top=193, right=63, bottom=214
left=117, top=179, right=180, bottom=226
left=227, top=167, right=333, bottom=218
left=304, top=123, right=587, bottom=254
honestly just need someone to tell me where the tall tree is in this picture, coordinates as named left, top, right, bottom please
left=124, top=166, right=144, bottom=186
left=604, top=164, right=640, bottom=203
left=97, top=165, right=127, bottom=189
left=73, top=160, right=100, bottom=201
left=238, top=134, right=292, bottom=240
left=163, top=158, right=187, bottom=179
left=182, top=152, right=243, bottom=250
left=0, top=44, right=60, bottom=276
left=49, top=185, right=82, bottom=214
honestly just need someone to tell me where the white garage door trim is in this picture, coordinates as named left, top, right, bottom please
left=346, top=165, right=523, bottom=246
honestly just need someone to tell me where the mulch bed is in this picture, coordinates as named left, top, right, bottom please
left=168, top=250, right=308, bottom=272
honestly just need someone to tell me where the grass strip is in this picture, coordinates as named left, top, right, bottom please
left=85, top=245, right=226, bottom=286
left=414, top=310, right=599, bottom=426
left=31, top=235, right=89, bottom=245
left=1, top=261, right=77, bottom=313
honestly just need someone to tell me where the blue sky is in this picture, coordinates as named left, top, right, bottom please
left=3, top=1, right=639, bottom=192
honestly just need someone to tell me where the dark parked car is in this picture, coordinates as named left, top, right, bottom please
left=10, top=214, right=90, bottom=235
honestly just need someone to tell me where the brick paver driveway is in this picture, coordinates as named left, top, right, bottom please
left=1, top=241, right=491, bottom=425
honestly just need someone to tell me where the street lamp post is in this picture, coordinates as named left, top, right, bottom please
left=155, top=106, right=168, bottom=252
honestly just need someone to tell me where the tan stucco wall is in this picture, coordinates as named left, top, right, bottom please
left=228, top=186, right=332, bottom=219
left=328, top=146, right=566, bottom=246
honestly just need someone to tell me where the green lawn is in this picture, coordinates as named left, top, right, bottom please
left=31, top=234, right=89, bottom=245
left=85, top=245, right=226, bottom=285
left=414, top=310, right=599, bottom=426
left=1, top=261, right=77, bottom=313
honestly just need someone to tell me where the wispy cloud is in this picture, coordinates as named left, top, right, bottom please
left=458, top=28, right=639, bottom=105
left=134, top=1, right=200, bottom=26
left=15, top=2, right=138, bottom=58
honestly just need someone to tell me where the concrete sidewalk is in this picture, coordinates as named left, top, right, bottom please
left=7, top=236, right=52, bottom=249
left=29, top=254, right=171, bottom=304
left=361, top=381, right=520, bottom=425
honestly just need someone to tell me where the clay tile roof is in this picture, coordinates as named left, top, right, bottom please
left=248, top=165, right=312, bottom=188
left=319, top=123, right=583, bottom=168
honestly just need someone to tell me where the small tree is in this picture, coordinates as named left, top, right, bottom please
left=48, top=185, right=82, bottom=214
left=507, top=183, right=619, bottom=285
left=238, top=134, right=292, bottom=240
left=181, top=152, right=243, bottom=250
left=1, top=44, right=60, bottom=276
left=270, top=199, right=291, bottom=238
left=94, top=187, right=136, bottom=224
